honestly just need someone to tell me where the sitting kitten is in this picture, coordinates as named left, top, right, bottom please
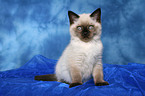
left=35, top=8, right=109, bottom=88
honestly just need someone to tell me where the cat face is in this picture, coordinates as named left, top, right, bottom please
left=68, top=8, right=101, bottom=42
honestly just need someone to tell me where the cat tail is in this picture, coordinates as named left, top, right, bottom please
left=34, top=74, right=57, bottom=81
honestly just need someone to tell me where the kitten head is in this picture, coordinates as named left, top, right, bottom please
left=68, top=8, right=102, bottom=42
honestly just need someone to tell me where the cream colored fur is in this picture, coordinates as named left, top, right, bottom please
left=55, top=13, right=104, bottom=84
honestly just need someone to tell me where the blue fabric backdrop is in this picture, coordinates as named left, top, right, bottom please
left=0, top=55, right=145, bottom=96
left=0, top=0, right=145, bottom=71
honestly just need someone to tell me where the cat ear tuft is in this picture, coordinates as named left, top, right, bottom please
left=90, top=8, right=101, bottom=23
left=68, top=11, right=79, bottom=25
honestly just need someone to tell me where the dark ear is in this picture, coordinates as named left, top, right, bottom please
left=68, top=11, right=79, bottom=25
left=90, top=8, right=101, bottom=23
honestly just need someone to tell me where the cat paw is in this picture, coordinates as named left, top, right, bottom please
left=69, top=83, right=82, bottom=88
left=95, top=81, right=109, bottom=86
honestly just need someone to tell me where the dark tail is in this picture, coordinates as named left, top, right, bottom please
left=34, top=74, right=57, bottom=81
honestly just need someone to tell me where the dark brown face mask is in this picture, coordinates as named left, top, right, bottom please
left=74, top=25, right=96, bottom=42
left=81, top=26, right=90, bottom=38
left=68, top=8, right=101, bottom=42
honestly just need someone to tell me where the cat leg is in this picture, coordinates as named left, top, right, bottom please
left=93, top=64, right=109, bottom=86
left=69, top=65, right=82, bottom=88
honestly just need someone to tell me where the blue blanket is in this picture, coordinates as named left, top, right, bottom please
left=0, top=55, right=145, bottom=96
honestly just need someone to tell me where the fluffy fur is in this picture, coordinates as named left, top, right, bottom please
left=56, top=14, right=102, bottom=83
left=35, top=8, right=109, bottom=88
left=56, top=8, right=109, bottom=87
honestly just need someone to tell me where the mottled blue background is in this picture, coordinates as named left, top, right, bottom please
left=0, top=0, right=145, bottom=71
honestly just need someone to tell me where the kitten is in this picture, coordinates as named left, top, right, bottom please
left=35, top=8, right=109, bottom=88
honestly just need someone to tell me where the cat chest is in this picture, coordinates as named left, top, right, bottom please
left=74, top=48, right=97, bottom=77
left=75, top=52, right=95, bottom=81
left=70, top=42, right=101, bottom=78
left=74, top=44, right=98, bottom=62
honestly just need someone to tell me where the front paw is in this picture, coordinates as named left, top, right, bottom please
left=69, top=83, right=82, bottom=88
left=95, top=81, right=109, bottom=86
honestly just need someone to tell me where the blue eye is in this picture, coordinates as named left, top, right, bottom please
left=88, top=25, right=94, bottom=30
left=77, top=26, right=82, bottom=31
